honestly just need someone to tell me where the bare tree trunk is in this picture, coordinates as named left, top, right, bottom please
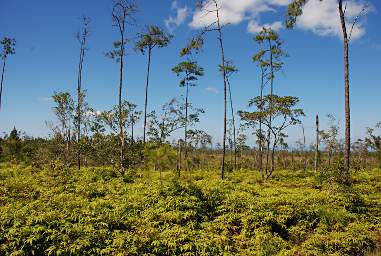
left=214, top=1, right=228, bottom=180
left=227, top=77, right=237, bottom=170
left=267, top=37, right=275, bottom=177
left=184, top=80, right=189, bottom=171
left=302, top=125, right=307, bottom=171
left=265, top=130, right=271, bottom=176
left=131, top=113, right=135, bottom=142
left=339, top=0, right=351, bottom=185
left=314, top=114, right=319, bottom=171
left=177, top=139, right=182, bottom=177
left=143, top=47, right=152, bottom=144
left=259, top=66, right=265, bottom=178
left=76, top=35, right=87, bottom=170
left=119, top=38, right=126, bottom=175
left=268, top=135, right=277, bottom=179
left=0, top=60, right=6, bottom=111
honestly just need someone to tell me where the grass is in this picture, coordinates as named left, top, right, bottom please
left=0, top=163, right=381, bottom=255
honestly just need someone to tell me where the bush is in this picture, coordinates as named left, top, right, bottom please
left=0, top=166, right=380, bottom=255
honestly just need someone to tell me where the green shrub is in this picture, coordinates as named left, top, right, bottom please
left=0, top=166, right=380, bottom=255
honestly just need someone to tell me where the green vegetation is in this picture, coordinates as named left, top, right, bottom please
left=1, top=0, right=378, bottom=254
left=1, top=164, right=380, bottom=255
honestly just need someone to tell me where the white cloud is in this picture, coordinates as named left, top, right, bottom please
left=165, top=1, right=189, bottom=32
left=205, top=87, right=220, bottom=94
left=189, top=0, right=290, bottom=31
left=188, top=0, right=372, bottom=40
left=248, top=20, right=283, bottom=33
left=296, top=0, right=371, bottom=40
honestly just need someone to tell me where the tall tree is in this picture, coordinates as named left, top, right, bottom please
left=107, top=0, right=137, bottom=175
left=75, top=16, right=90, bottom=170
left=286, top=0, right=369, bottom=184
left=195, top=0, right=230, bottom=179
left=135, top=25, right=172, bottom=144
left=172, top=37, right=204, bottom=171
left=253, top=34, right=272, bottom=177
left=0, top=37, right=16, bottom=111
left=253, top=27, right=287, bottom=176
left=222, top=61, right=238, bottom=170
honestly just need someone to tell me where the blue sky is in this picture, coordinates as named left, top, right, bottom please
left=1, top=0, right=380, bottom=146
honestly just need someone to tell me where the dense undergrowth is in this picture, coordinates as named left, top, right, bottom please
left=1, top=163, right=381, bottom=255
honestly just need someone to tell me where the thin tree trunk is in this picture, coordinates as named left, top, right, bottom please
left=184, top=80, right=189, bottom=171
left=267, top=135, right=277, bottom=179
left=339, top=0, right=351, bottom=185
left=119, top=36, right=126, bottom=175
left=259, top=66, right=265, bottom=178
left=265, top=130, right=271, bottom=176
left=0, top=60, right=6, bottom=111
left=214, top=1, right=228, bottom=180
left=143, top=47, right=152, bottom=144
left=177, top=139, right=181, bottom=177
left=266, top=37, right=275, bottom=178
left=227, top=77, right=237, bottom=170
left=302, top=125, right=307, bottom=171
left=131, top=113, right=135, bottom=142
left=76, top=37, right=86, bottom=170
left=314, top=114, right=319, bottom=171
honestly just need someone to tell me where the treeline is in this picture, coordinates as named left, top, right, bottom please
left=1, top=120, right=380, bottom=175
left=1, top=0, right=378, bottom=183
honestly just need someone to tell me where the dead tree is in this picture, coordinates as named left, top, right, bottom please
left=75, top=16, right=90, bottom=170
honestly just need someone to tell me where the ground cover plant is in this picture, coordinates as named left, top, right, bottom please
left=1, top=0, right=381, bottom=255
left=1, top=163, right=380, bottom=255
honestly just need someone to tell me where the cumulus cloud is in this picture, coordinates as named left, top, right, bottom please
left=188, top=0, right=371, bottom=40
left=248, top=20, right=283, bottom=33
left=189, top=0, right=289, bottom=31
left=165, top=1, right=189, bottom=32
left=296, top=0, right=371, bottom=40
left=205, top=87, right=220, bottom=94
